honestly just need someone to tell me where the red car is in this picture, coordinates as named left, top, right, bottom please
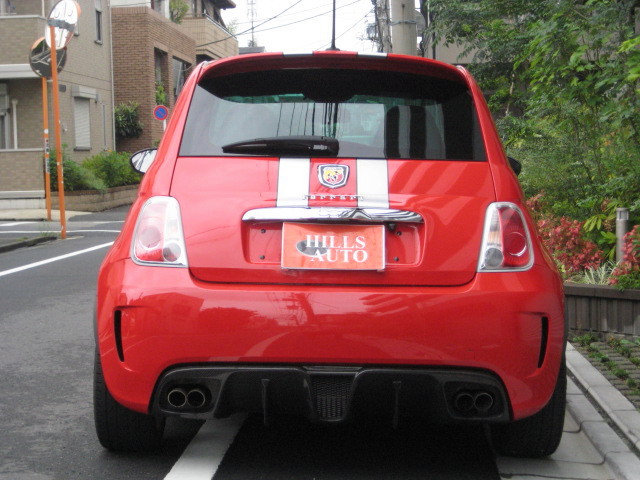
left=94, top=51, right=566, bottom=457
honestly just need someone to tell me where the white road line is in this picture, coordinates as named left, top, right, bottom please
left=164, top=414, right=246, bottom=480
left=0, top=242, right=113, bottom=278
left=0, top=230, right=120, bottom=234
left=0, top=222, right=36, bottom=227
left=67, top=230, right=122, bottom=234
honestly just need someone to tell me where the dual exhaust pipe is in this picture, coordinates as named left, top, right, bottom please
left=452, top=390, right=495, bottom=416
left=167, top=386, right=209, bottom=410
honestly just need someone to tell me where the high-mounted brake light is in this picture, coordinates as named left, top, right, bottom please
left=478, top=202, right=533, bottom=272
left=131, top=197, right=188, bottom=267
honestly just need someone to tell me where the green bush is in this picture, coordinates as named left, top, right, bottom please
left=49, top=147, right=106, bottom=192
left=82, top=151, right=141, bottom=188
left=48, top=147, right=140, bottom=192
left=114, top=102, right=143, bottom=139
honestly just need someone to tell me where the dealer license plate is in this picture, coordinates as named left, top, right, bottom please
left=281, top=223, right=385, bottom=270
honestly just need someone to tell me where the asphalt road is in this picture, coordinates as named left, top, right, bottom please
left=0, top=207, right=616, bottom=480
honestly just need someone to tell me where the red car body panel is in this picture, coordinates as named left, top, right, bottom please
left=96, top=51, right=565, bottom=425
left=97, top=259, right=563, bottom=420
left=172, top=158, right=495, bottom=286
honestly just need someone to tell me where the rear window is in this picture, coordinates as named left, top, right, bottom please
left=180, top=68, right=486, bottom=161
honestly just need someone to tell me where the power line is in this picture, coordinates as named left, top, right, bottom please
left=314, top=8, right=374, bottom=51
left=231, top=0, right=348, bottom=26
left=197, top=0, right=303, bottom=48
left=234, top=0, right=362, bottom=37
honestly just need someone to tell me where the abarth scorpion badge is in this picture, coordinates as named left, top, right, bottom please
left=318, top=164, right=349, bottom=188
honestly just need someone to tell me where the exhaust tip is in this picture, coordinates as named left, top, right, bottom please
left=474, top=392, right=494, bottom=413
left=453, top=392, right=475, bottom=413
left=167, top=388, right=187, bottom=408
left=187, top=388, right=207, bottom=408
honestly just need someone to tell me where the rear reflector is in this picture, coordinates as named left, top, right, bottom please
left=478, top=202, right=533, bottom=272
left=131, top=196, right=188, bottom=267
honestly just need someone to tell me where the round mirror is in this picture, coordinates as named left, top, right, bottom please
left=130, top=149, right=157, bottom=174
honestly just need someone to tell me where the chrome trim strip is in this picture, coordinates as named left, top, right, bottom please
left=242, top=207, right=423, bottom=223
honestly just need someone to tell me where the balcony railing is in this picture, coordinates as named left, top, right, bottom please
left=180, top=13, right=238, bottom=60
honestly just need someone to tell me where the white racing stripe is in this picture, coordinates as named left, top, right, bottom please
left=0, top=242, right=113, bottom=278
left=357, top=159, right=389, bottom=208
left=164, top=414, right=246, bottom=480
left=277, top=158, right=310, bottom=207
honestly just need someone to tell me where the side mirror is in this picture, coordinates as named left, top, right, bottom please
left=508, top=156, right=522, bottom=176
left=130, top=148, right=157, bottom=174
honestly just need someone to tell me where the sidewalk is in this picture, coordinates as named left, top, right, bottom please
left=566, top=343, right=640, bottom=479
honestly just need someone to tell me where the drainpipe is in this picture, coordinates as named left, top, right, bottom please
left=11, top=98, right=17, bottom=149
left=616, top=208, right=630, bottom=263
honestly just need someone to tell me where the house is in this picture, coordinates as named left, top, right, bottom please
left=0, top=0, right=115, bottom=207
left=110, top=0, right=237, bottom=153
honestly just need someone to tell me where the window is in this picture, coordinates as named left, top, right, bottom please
left=152, top=0, right=165, bottom=16
left=172, top=58, right=189, bottom=99
left=180, top=69, right=485, bottom=161
left=0, top=114, right=8, bottom=149
left=74, top=97, right=91, bottom=149
left=0, top=84, right=9, bottom=149
left=95, top=0, right=102, bottom=43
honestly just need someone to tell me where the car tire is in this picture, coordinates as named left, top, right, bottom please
left=490, top=357, right=566, bottom=458
left=93, top=349, right=165, bottom=452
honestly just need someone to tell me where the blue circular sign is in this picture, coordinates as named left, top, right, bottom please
left=154, top=105, right=169, bottom=121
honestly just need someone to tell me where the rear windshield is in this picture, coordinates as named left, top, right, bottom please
left=180, top=68, right=486, bottom=161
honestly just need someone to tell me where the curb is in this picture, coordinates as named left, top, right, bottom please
left=566, top=343, right=640, bottom=480
left=0, top=236, right=58, bottom=254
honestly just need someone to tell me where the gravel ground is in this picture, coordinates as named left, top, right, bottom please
left=572, top=336, right=640, bottom=411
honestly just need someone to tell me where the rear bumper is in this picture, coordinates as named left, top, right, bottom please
left=153, top=365, right=510, bottom=424
left=96, top=259, right=565, bottom=421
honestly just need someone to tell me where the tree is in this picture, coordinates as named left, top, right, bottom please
left=422, top=0, right=640, bottom=220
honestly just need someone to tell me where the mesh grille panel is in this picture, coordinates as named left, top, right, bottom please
left=311, top=375, right=353, bottom=420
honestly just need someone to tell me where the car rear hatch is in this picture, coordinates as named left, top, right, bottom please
left=170, top=55, right=496, bottom=287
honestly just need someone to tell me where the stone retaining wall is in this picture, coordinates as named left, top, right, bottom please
left=52, top=185, right=139, bottom=212
left=565, top=282, right=640, bottom=338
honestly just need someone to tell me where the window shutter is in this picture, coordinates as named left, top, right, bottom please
left=74, top=97, right=91, bottom=149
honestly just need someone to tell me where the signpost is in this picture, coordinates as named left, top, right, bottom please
left=28, top=0, right=80, bottom=238
left=154, top=105, right=169, bottom=131
left=29, top=37, right=67, bottom=221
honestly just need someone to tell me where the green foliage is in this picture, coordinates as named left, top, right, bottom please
left=424, top=0, right=640, bottom=225
left=114, top=102, right=143, bottom=139
left=82, top=151, right=141, bottom=189
left=569, top=261, right=615, bottom=285
left=48, top=146, right=140, bottom=192
left=49, top=146, right=106, bottom=192
left=573, top=332, right=599, bottom=347
left=155, top=82, right=167, bottom=106
left=169, top=0, right=189, bottom=24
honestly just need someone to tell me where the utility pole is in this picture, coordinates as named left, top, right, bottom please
left=248, top=0, right=257, bottom=47
left=390, top=0, right=417, bottom=56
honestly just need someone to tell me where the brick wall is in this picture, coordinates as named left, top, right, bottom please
left=0, top=150, right=44, bottom=191
left=0, top=0, right=114, bottom=192
left=0, top=17, right=45, bottom=64
left=112, top=6, right=196, bottom=152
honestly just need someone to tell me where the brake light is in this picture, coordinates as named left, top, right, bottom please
left=131, top=197, right=188, bottom=267
left=478, top=202, right=533, bottom=271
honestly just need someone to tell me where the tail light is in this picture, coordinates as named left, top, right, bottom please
left=478, top=202, right=533, bottom=272
left=131, top=197, right=188, bottom=267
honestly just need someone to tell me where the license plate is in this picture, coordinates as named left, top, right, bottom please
left=281, top=223, right=385, bottom=270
